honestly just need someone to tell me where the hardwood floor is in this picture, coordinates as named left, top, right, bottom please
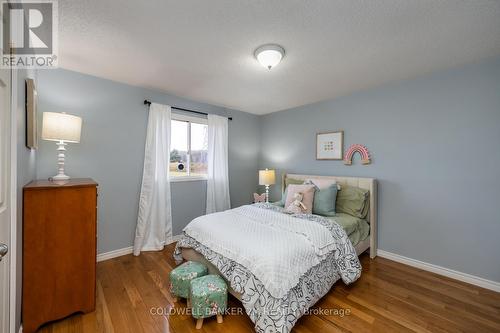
left=38, top=243, right=500, bottom=333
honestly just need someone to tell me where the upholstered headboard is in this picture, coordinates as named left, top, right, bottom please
left=283, top=173, right=378, bottom=258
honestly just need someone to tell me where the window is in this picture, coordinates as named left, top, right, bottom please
left=170, top=114, right=208, bottom=180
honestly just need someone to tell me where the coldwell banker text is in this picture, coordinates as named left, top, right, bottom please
left=1, top=0, right=58, bottom=68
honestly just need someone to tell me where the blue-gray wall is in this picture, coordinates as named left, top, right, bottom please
left=260, top=57, right=500, bottom=282
left=36, top=69, right=260, bottom=254
left=15, top=68, right=37, bottom=333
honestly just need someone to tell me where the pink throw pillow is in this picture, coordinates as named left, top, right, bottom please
left=284, top=184, right=315, bottom=214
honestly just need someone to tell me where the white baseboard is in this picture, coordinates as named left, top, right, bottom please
left=97, top=235, right=182, bottom=262
left=97, top=246, right=134, bottom=262
left=377, top=250, right=500, bottom=293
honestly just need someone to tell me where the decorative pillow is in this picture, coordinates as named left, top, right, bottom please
left=285, top=177, right=304, bottom=187
left=304, top=181, right=338, bottom=216
left=284, top=184, right=315, bottom=214
left=336, top=185, right=370, bottom=219
left=280, top=178, right=305, bottom=205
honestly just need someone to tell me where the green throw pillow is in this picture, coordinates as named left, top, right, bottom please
left=335, top=185, right=370, bottom=219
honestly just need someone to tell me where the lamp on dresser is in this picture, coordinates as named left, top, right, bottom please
left=41, top=112, right=82, bottom=180
left=259, top=168, right=276, bottom=203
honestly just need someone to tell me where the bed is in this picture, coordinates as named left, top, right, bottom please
left=280, top=174, right=378, bottom=258
left=174, top=174, right=377, bottom=333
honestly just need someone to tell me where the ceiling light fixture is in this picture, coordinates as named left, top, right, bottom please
left=254, top=44, right=285, bottom=70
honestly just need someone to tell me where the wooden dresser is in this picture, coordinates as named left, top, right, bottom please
left=23, top=178, right=98, bottom=333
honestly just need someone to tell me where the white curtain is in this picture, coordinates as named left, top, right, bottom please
left=133, top=103, right=173, bottom=256
left=206, top=114, right=231, bottom=213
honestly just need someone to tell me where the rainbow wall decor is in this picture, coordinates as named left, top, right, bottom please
left=344, top=144, right=371, bottom=165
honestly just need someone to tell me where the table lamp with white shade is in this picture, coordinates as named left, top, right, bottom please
left=41, top=112, right=82, bottom=181
left=259, top=168, right=276, bottom=203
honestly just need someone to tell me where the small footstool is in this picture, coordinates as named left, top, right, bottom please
left=190, top=274, right=228, bottom=329
left=169, top=261, right=208, bottom=306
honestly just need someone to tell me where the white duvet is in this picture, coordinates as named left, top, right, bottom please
left=184, top=205, right=347, bottom=298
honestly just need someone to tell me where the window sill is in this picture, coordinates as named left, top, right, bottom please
left=170, top=176, right=207, bottom=183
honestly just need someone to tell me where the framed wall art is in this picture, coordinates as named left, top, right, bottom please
left=26, top=78, right=38, bottom=149
left=316, top=131, right=343, bottom=160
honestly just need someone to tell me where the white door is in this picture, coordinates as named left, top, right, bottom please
left=0, top=66, right=12, bottom=332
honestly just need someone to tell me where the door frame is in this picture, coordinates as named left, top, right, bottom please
left=9, top=66, right=18, bottom=333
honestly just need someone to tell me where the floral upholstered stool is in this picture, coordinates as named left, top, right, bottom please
left=169, top=261, right=208, bottom=307
left=190, top=274, right=228, bottom=329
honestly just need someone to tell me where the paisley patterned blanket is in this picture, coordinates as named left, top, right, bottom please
left=174, top=203, right=361, bottom=333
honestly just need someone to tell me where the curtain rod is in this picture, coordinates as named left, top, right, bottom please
left=143, top=100, right=232, bottom=121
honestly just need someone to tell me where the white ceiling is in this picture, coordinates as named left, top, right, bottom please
left=59, top=0, right=500, bottom=115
